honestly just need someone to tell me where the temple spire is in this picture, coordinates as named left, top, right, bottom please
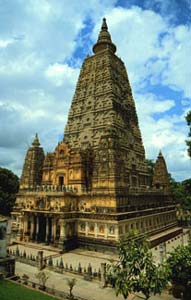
left=93, top=18, right=116, bottom=54
left=32, top=133, right=40, bottom=147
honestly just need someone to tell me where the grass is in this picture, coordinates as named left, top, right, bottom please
left=0, top=280, right=59, bottom=300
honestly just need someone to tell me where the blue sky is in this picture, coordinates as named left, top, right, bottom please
left=0, top=0, right=190, bottom=181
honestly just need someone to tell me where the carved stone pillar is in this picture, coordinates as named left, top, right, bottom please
left=23, top=216, right=28, bottom=234
left=17, top=215, right=23, bottom=241
left=50, top=218, right=54, bottom=243
left=85, top=222, right=89, bottom=236
left=115, top=226, right=119, bottom=241
left=100, top=263, right=107, bottom=288
left=60, top=221, right=66, bottom=239
left=104, top=224, right=108, bottom=239
left=30, top=215, right=34, bottom=240
left=35, top=215, right=39, bottom=241
left=58, top=220, right=66, bottom=249
left=95, top=223, right=98, bottom=238
left=23, top=216, right=28, bottom=241
left=53, top=218, right=57, bottom=241
left=45, top=217, right=49, bottom=243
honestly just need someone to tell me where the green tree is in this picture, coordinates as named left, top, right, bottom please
left=35, top=271, right=49, bottom=290
left=66, top=278, right=77, bottom=299
left=107, top=232, right=168, bottom=300
left=145, top=159, right=155, bottom=177
left=0, top=167, right=19, bottom=216
left=171, top=178, right=191, bottom=209
left=166, top=243, right=191, bottom=299
left=185, top=110, right=191, bottom=158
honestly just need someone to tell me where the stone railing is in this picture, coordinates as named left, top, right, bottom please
left=20, top=185, right=78, bottom=194
left=8, top=247, right=102, bottom=282
left=45, top=256, right=102, bottom=282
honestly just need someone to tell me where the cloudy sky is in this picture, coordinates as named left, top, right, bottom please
left=0, top=0, right=190, bottom=181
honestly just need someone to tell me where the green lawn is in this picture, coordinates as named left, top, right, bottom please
left=0, top=280, right=59, bottom=300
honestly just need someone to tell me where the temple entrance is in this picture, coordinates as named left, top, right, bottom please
left=38, top=215, right=46, bottom=242
left=59, top=176, right=64, bottom=186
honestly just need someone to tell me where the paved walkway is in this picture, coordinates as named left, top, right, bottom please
left=15, top=261, right=175, bottom=300
left=15, top=261, right=125, bottom=300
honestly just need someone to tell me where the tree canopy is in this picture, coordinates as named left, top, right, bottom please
left=107, top=231, right=168, bottom=300
left=166, top=243, right=191, bottom=299
left=171, top=178, right=191, bottom=209
left=0, top=167, right=19, bottom=216
left=185, top=110, right=191, bottom=158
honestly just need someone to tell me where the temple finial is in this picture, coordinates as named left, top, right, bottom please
left=32, top=133, right=40, bottom=147
left=159, top=150, right=163, bottom=156
left=93, top=18, right=116, bottom=54
left=101, top=17, right=108, bottom=31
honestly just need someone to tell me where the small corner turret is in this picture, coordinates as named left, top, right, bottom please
left=152, top=151, right=170, bottom=192
left=19, top=134, right=45, bottom=190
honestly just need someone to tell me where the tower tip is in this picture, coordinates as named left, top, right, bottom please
left=101, top=17, right=108, bottom=30
left=32, top=133, right=40, bottom=147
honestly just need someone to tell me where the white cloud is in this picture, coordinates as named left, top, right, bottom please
left=97, top=6, right=191, bottom=99
left=134, top=91, right=190, bottom=179
left=0, top=53, right=41, bottom=75
left=136, top=93, right=175, bottom=115
left=0, top=1, right=190, bottom=181
left=0, top=39, right=14, bottom=48
left=161, top=26, right=191, bottom=98
left=45, top=63, right=79, bottom=87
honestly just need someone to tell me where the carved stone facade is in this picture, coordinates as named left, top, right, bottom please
left=12, top=19, right=178, bottom=251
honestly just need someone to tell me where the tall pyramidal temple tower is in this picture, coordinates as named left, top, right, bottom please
left=64, top=18, right=148, bottom=196
left=12, top=19, right=180, bottom=251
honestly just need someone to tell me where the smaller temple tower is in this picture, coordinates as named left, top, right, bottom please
left=20, top=134, right=45, bottom=190
left=153, top=151, right=170, bottom=192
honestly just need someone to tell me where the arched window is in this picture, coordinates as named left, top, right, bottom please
left=89, top=224, right=94, bottom=232
left=80, top=223, right=85, bottom=231
left=99, top=225, right=104, bottom=234
left=59, top=149, right=65, bottom=155
left=109, top=226, right=115, bottom=234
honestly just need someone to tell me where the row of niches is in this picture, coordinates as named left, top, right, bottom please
left=80, top=69, right=110, bottom=81
left=82, top=57, right=111, bottom=72
left=110, top=68, right=127, bottom=82
left=79, top=222, right=115, bottom=235
left=75, top=80, right=112, bottom=92
left=118, top=190, right=167, bottom=204
left=22, top=198, right=78, bottom=212
left=68, top=104, right=109, bottom=119
left=67, top=109, right=113, bottom=126
left=82, top=55, right=124, bottom=79
left=77, top=75, right=107, bottom=86
left=118, top=213, right=176, bottom=236
left=20, top=196, right=115, bottom=213
left=72, top=93, right=113, bottom=104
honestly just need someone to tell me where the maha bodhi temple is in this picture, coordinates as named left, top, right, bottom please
left=12, top=18, right=181, bottom=252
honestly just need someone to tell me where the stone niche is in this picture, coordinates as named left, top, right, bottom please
left=0, top=216, right=15, bottom=277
